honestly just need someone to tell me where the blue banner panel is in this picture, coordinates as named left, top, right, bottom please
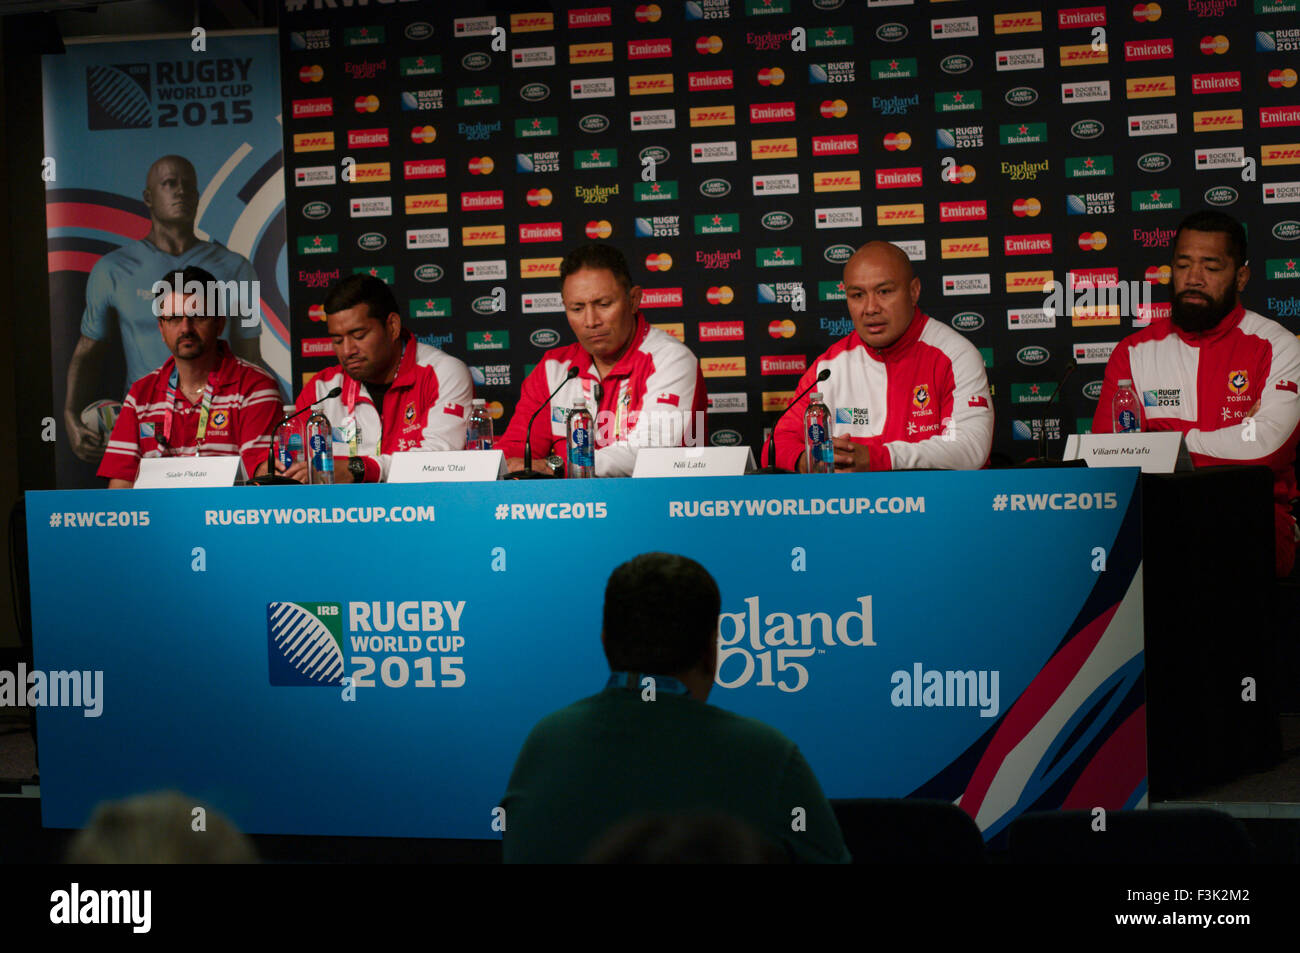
left=27, top=469, right=1143, bottom=840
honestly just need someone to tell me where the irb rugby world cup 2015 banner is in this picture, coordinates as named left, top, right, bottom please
left=27, top=469, right=1142, bottom=841
left=43, top=33, right=289, bottom=489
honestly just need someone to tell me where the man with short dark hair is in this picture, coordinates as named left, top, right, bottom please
left=98, top=266, right=280, bottom=487
left=500, top=552, right=851, bottom=863
left=256, top=274, right=473, bottom=483
left=1093, top=210, right=1300, bottom=576
left=497, top=243, right=707, bottom=476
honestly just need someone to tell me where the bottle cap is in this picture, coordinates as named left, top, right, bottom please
left=810, top=392, right=823, bottom=401
left=1118, top=379, right=1131, bottom=387
left=472, top=398, right=486, bottom=407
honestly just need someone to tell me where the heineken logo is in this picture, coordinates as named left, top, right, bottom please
left=762, top=211, right=793, bottom=230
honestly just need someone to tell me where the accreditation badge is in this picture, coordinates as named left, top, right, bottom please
left=342, top=417, right=358, bottom=456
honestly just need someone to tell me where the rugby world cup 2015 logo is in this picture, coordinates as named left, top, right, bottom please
left=86, top=63, right=153, bottom=129
left=268, top=602, right=345, bottom=686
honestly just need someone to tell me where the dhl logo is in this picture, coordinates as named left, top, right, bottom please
left=404, top=194, right=448, bottom=214
left=1072, top=305, right=1121, bottom=324
left=1006, top=270, right=1053, bottom=291
left=293, top=132, right=335, bottom=151
left=520, top=257, right=563, bottom=276
left=569, top=42, right=613, bottom=62
left=702, top=357, right=747, bottom=377
left=651, top=322, right=685, bottom=341
left=940, top=237, right=990, bottom=258
left=1126, top=76, right=1176, bottom=98
left=689, top=106, right=736, bottom=127
left=630, top=73, right=674, bottom=94
left=1193, top=109, right=1243, bottom=131
left=353, top=162, right=391, bottom=182
left=462, top=226, right=506, bottom=246
left=813, top=171, right=861, bottom=192
left=511, top=12, right=553, bottom=31
left=762, top=391, right=795, bottom=412
left=994, top=12, right=1043, bottom=33
left=752, top=138, right=798, bottom=158
left=1060, top=44, right=1108, bottom=65
left=877, top=204, right=924, bottom=224
left=1262, top=144, right=1300, bottom=166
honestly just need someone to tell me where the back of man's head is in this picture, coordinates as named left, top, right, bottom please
left=602, top=552, right=720, bottom=675
left=66, top=791, right=258, bottom=864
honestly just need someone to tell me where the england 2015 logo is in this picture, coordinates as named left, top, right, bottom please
left=267, top=602, right=345, bottom=686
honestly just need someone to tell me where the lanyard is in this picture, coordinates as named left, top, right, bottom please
left=340, top=340, right=406, bottom=457
left=163, top=366, right=214, bottom=453
left=605, top=671, right=691, bottom=696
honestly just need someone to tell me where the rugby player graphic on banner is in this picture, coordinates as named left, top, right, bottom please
left=43, top=32, right=289, bottom=488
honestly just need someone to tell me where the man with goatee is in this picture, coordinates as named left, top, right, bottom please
left=1093, top=210, right=1300, bottom=576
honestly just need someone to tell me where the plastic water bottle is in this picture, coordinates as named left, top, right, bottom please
left=273, top=417, right=301, bottom=472
left=567, top=399, right=595, bottom=478
left=307, top=409, right=334, bottom=484
left=804, top=392, right=834, bottom=473
left=466, top=398, right=494, bottom=450
left=1112, top=379, right=1143, bottom=433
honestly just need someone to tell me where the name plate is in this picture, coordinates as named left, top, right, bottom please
left=1062, top=432, right=1191, bottom=474
left=632, top=446, right=756, bottom=478
left=134, top=455, right=243, bottom=488
left=387, top=450, right=506, bottom=483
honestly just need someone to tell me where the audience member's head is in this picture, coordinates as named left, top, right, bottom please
left=583, top=812, right=784, bottom=863
left=601, top=552, right=720, bottom=681
left=66, top=791, right=257, bottom=864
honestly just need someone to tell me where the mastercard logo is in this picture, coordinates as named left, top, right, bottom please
left=1269, top=68, right=1299, bottom=89
left=1200, top=34, right=1228, bottom=55
left=487, top=400, right=504, bottom=421
left=696, top=35, right=723, bottom=54
left=299, top=65, right=324, bottom=83
left=1132, top=2, right=1161, bottom=22
left=468, top=156, right=495, bottom=175
left=944, top=163, right=977, bottom=184
left=1078, top=231, right=1108, bottom=251
left=354, top=94, right=379, bottom=113
left=1145, top=264, right=1172, bottom=285
left=410, top=125, right=436, bottom=145
left=526, top=187, right=553, bottom=207
left=635, top=4, right=662, bottom=23
left=644, top=251, right=671, bottom=270
left=768, top=319, right=796, bottom=339
left=308, top=303, right=326, bottom=322
left=587, top=220, right=614, bottom=240
left=820, top=99, right=849, bottom=119
left=1012, top=197, right=1042, bottom=217
left=757, top=67, right=785, bottom=87
left=706, top=285, right=735, bottom=305
left=883, top=131, right=912, bottom=151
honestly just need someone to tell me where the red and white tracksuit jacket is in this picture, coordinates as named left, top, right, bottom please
left=497, top=313, right=707, bottom=476
left=293, top=330, right=473, bottom=482
left=768, top=308, right=993, bottom=471
left=1092, top=305, right=1300, bottom=576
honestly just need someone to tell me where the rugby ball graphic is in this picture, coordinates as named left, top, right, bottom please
left=267, top=602, right=345, bottom=686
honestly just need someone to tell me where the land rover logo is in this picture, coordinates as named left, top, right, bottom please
left=414, top=264, right=443, bottom=283
left=1071, top=119, right=1103, bottom=139
left=303, top=201, right=330, bottom=220
left=711, top=429, right=742, bottom=447
left=824, top=244, right=853, bottom=263
left=951, top=312, right=984, bottom=332
left=1137, top=152, right=1171, bottom=173
left=462, top=52, right=490, bottom=71
left=530, top=328, right=560, bottom=347
left=1005, top=87, right=1038, bottom=107
left=700, top=178, right=731, bottom=197
left=357, top=232, right=386, bottom=251
left=1017, top=346, right=1049, bottom=366
left=1082, top=381, right=1104, bottom=400
left=811, top=0, right=844, bottom=8
left=520, top=82, right=549, bottom=102
left=405, top=22, right=434, bottom=41
left=876, top=23, right=907, bottom=42
left=1273, top=220, right=1300, bottom=241
left=1204, top=186, right=1238, bottom=206
left=471, top=296, right=497, bottom=315
left=940, top=54, right=973, bottom=74
left=639, top=146, right=669, bottom=165
left=762, top=211, right=793, bottom=230
left=579, top=114, right=609, bottom=133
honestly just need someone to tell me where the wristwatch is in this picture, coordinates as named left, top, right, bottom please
left=545, top=452, right=563, bottom=477
left=347, top=456, right=366, bottom=482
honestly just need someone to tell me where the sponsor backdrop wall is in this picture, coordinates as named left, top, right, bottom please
left=279, top=0, right=1300, bottom=459
left=43, top=32, right=289, bottom=489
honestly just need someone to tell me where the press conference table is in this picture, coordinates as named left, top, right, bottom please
left=23, top=465, right=1272, bottom=840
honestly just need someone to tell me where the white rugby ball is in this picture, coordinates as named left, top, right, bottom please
left=268, top=602, right=345, bottom=684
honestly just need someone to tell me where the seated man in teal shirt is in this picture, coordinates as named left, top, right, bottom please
left=500, top=552, right=851, bottom=863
